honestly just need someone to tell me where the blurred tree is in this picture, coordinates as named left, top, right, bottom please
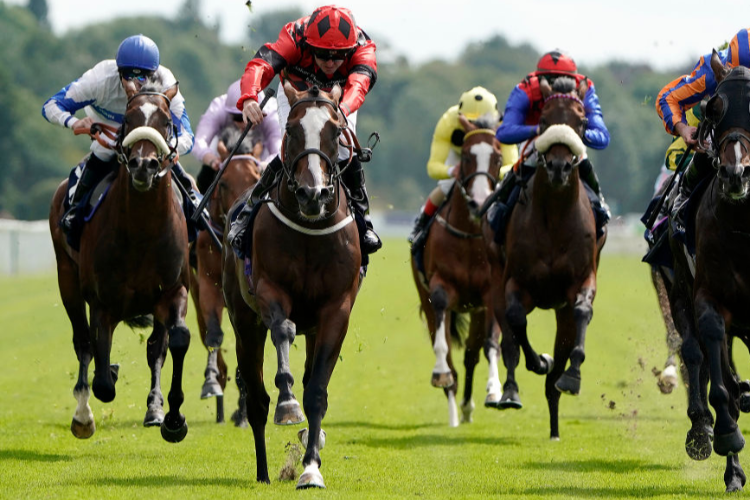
left=26, top=0, right=48, bottom=29
left=246, top=7, right=304, bottom=51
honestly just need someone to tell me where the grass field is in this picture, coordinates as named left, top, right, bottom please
left=0, top=238, right=745, bottom=499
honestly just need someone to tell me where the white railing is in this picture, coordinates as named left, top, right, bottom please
left=0, top=219, right=55, bottom=275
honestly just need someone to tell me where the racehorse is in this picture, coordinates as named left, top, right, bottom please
left=667, top=53, right=750, bottom=492
left=222, top=83, right=362, bottom=488
left=483, top=75, right=607, bottom=440
left=189, top=125, right=262, bottom=425
left=49, top=79, right=191, bottom=442
left=411, top=116, right=504, bottom=427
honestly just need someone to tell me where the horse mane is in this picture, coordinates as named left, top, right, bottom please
left=219, top=125, right=258, bottom=155
left=551, top=76, right=577, bottom=94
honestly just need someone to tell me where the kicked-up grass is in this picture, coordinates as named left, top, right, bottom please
left=0, top=238, right=744, bottom=499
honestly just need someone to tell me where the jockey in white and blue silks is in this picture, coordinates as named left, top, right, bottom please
left=42, top=34, right=194, bottom=234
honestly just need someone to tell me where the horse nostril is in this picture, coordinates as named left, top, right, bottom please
left=321, top=187, right=331, bottom=200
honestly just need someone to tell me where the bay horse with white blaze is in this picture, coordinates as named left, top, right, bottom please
left=411, top=116, right=504, bottom=427
left=484, top=76, right=607, bottom=440
left=222, top=83, right=361, bottom=489
left=190, top=125, right=262, bottom=425
left=49, top=78, right=191, bottom=442
left=667, top=52, right=750, bottom=492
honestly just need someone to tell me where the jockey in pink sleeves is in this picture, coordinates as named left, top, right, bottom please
left=192, top=80, right=281, bottom=194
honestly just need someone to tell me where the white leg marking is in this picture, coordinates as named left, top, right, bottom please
left=460, top=398, right=475, bottom=423
left=298, top=462, right=325, bottom=489
left=432, top=312, right=450, bottom=374
left=447, top=390, right=459, bottom=427
left=73, top=386, right=94, bottom=425
left=486, top=346, right=502, bottom=396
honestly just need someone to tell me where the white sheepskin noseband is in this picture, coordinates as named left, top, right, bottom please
left=535, top=124, right=586, bottom=157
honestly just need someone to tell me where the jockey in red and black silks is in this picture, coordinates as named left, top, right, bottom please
left=229, top=5, right=382, bottom=257
left=497, top=50, right=610, bottom=149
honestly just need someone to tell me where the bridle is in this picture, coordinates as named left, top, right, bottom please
left=116, top=90, right=179, bottom=176
left=456, top=128, right=500, bottom=208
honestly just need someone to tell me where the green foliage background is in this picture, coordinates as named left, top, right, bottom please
left=1, top=2, right=691, bottom=219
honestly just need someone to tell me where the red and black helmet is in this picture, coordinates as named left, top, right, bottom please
left=536, top=50, right=577, bottom=75
left=304, top=5, right=358, bottom=50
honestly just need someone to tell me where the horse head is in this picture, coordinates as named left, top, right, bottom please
left=535, top=76, right=588, bottom=188
left=119, top=77, right=179, bottom=192
left=281, top=81, right=346, bottom=220
left=215, top=126, right=261, bottom=224
left=457, top=114, right=502, bottom=218
left=703, top=51, right=750, bottom=200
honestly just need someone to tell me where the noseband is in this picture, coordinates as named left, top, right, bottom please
left=117, top=90, right=179, bottom=174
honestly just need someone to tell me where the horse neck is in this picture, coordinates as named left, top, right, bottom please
left=443, top=184, right=479, bottom=231
left=110, top=167, right=178, bottom=233
left=530, top=165, right=582, bottom=215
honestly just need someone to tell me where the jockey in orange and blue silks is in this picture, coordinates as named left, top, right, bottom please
left=655, top=28, right=750, bottom=224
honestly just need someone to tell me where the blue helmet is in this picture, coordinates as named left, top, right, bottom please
left=116, top=35, right=160, bottom=72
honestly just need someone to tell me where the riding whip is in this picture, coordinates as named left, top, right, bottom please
left=645, top=144, right=693, bottom=230
left=192, top=88, right=276, bottom=221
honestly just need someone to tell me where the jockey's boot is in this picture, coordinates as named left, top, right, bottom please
left=578, top=158, right=611, bottom=218
left=341, top=156, right=382, bottom=254
left=408, top=210, right=430, bottom=245
left=227, top=155, right=283, bottom=255
left=59, top=154, right=111, bottom=235
left=172, top=162, right=197, bottom=198
left=671, top=152, right=713, bottom=227
left=495, top=168, right=518, bottom=205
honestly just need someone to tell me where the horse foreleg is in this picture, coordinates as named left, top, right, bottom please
left=230, top=367, right=249, bottom=428
left=696, top=297, right=744, bottom=456
left=267, top=302, right=304, bottom=426
left=67, top=287, right=95, bottom=438
left=555, top=282, right=595, bottom=396
left=199, top=283, right=226, bottom=401
left=652, top=266, right=682, bottom=394
left=459, top=310, right=487, bottom=423
left=144, top=322, right=167, bottom=427
left=296, top=304, right=351, bottom=490
left=506, top=285, right=553, bottom=377
left=428, top=286, right=456, bottom=390
left=89, top=306, right=118, bottom=404
left=482, top=313, right=503, bottom=409
left=726, top=455, right=747, bottom=492
left=497, top=286, right=523, bottom=410
left=156, top=286, right=190, bottom=443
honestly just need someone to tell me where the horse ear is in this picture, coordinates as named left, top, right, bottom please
left=330, top=84, right=342, bottom=103
left=164, top=81, right=179, bottom=102
left=458, top=113, right=475, bottom=132
left=283, top=81, right=301, bottom=105
left=217, top=140, right=228, bottom=159
left=711, top=49, right=730, bottom=84
left=123, top=79, right=139, bottom=99
left=576, top=79, right=589, bottom=100
left=539, top=77, right=552, bottom=99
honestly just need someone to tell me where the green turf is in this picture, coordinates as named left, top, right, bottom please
left=0, top=239, right=743, bottom=498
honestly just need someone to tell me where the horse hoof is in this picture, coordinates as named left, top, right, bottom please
left=496, top=389, right=523, bottom=410
left=431, top=371, right=454, bottom=388
left=91, top=378, right=116, bottom=403
left=555, top=373, right=581, bottom=395
left=540, top=354, right=555, bottom=374
left=685, top=426, right=713, bottom=461
left=484, top=391, right=502, bottom=408
left=296, top=464, right=325, bottom=489
left=230, top=409, right=249, bottom=429
left=740, top=393, right=750, bottom=414
left=657, top=366, right=678, bottom=394
left=274, top=400, right=305, bottom=426
left=715, top=428, right=745, bottom=457
left=70, top=418, right=95, bottom=439
left=201, top=380, right=223, bottom=399
left=298, top=428, right=326, bottom=450
left=160, top=413, right=188, bottom=443
left=143, top=406, right=165, bottom=427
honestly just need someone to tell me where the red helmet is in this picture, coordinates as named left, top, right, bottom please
left=536, top=50, right=577, bottom=75
left=304, top=5, right=358, bottom=50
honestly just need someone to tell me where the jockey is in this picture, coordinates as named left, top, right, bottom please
left=192, top=80, right=281, bottom=194
left=408, top=86, right=519, bottom=246
left=227, top=4, right=382, bottom=255
left=493, top=50, right=610, bottom=215
left=42, top=34, right=194, bottom=235
left=656, top=27, right=750, bottom=222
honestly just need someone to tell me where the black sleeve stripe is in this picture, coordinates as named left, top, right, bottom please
left=350, top=64, right=377, bottom=90
left=256, top=46, right=287, bottom=73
